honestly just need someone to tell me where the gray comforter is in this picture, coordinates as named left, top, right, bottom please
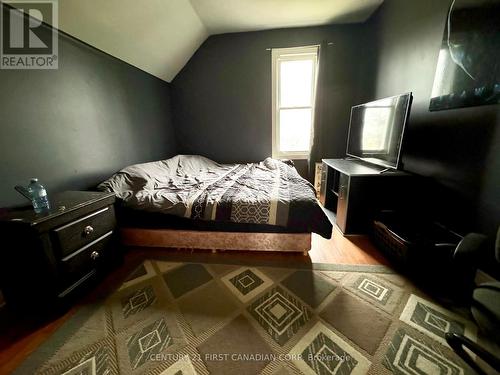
left=98, top=155, right=332, bottom=238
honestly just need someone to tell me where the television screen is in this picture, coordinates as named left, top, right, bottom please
left=346, top=93, right=412, bottom=169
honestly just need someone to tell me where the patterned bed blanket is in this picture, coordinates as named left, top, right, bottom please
left=98, top=155, right=332, bottom=238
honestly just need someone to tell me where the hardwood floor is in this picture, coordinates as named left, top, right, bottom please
left=0, top=227, right=389, bottom=374
left=311, top=226, right=389, bottom=265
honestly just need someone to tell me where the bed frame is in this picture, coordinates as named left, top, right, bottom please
left=120, top=228, right=311, bottom=255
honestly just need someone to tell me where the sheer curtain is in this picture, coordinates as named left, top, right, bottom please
left=308, top=41, right=328, bottom=182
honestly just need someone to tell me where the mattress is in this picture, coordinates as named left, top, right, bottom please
left=98, top=155, right=332, bottom=238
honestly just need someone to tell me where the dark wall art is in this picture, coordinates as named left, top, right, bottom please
left=429, top=0, right=500, bottom=111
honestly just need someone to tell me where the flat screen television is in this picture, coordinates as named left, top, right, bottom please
left=346, top=92, right=413, bottom=170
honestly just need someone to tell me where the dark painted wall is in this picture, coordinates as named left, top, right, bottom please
left=0, top=8, right=177, bottom=207
left=172, top=25, right=372, bottom=164
left=367, top=0, right=500, bottom=235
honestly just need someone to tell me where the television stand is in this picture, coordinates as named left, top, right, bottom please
left=319, top=159, right=413, bottom=235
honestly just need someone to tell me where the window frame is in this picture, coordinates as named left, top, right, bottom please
left=271, top=45, right=319, bottom=160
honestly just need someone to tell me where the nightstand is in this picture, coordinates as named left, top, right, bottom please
left=0, top=191, right=120, bottom=309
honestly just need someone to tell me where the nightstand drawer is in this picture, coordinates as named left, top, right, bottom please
left=59, top=231, right=114, bottom=282
left=53, top=206, right=115, bottom=257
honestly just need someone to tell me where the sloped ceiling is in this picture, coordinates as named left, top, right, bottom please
left=190, top=0, right=384, bottom=34
left=20, top=0, right=383, bottom=82
left=56, top=0, right=207, bottom=82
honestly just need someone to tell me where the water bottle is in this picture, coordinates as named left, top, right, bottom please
left=28, top=178, right=50, bottom=213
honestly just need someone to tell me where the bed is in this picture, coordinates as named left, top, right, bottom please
left=98, top=155, right=332, bottom=253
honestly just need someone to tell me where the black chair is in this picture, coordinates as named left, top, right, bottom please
left=445, top=228, right=500, bottom=374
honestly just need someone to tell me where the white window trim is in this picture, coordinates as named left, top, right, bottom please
left=272, top=45, right=319, bottom=160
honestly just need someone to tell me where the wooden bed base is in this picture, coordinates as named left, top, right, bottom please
left=120, top=228, right=312, bottom=255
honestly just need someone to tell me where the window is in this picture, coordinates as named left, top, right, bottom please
left=272, top=46, right=319, bottom=159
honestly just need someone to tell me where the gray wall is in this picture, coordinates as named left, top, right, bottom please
left=367, top=0, right=500, bottom=235
left=172, top=25, right=372, bottom=163
left=0, top=8, right=177, bottom=207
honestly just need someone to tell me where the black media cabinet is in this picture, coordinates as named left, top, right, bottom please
left=319, top=159, right=413, bottom=235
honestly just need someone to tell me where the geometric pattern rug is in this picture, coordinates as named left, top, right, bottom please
left=12, top=258, right=494, bottom=375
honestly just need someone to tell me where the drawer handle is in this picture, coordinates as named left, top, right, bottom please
left=90, top=251, right=100, bottom=260
left=83, top=225, right=94, bottom=236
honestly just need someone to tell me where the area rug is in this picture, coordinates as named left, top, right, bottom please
left=13, top=259, right=488, bottom=374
